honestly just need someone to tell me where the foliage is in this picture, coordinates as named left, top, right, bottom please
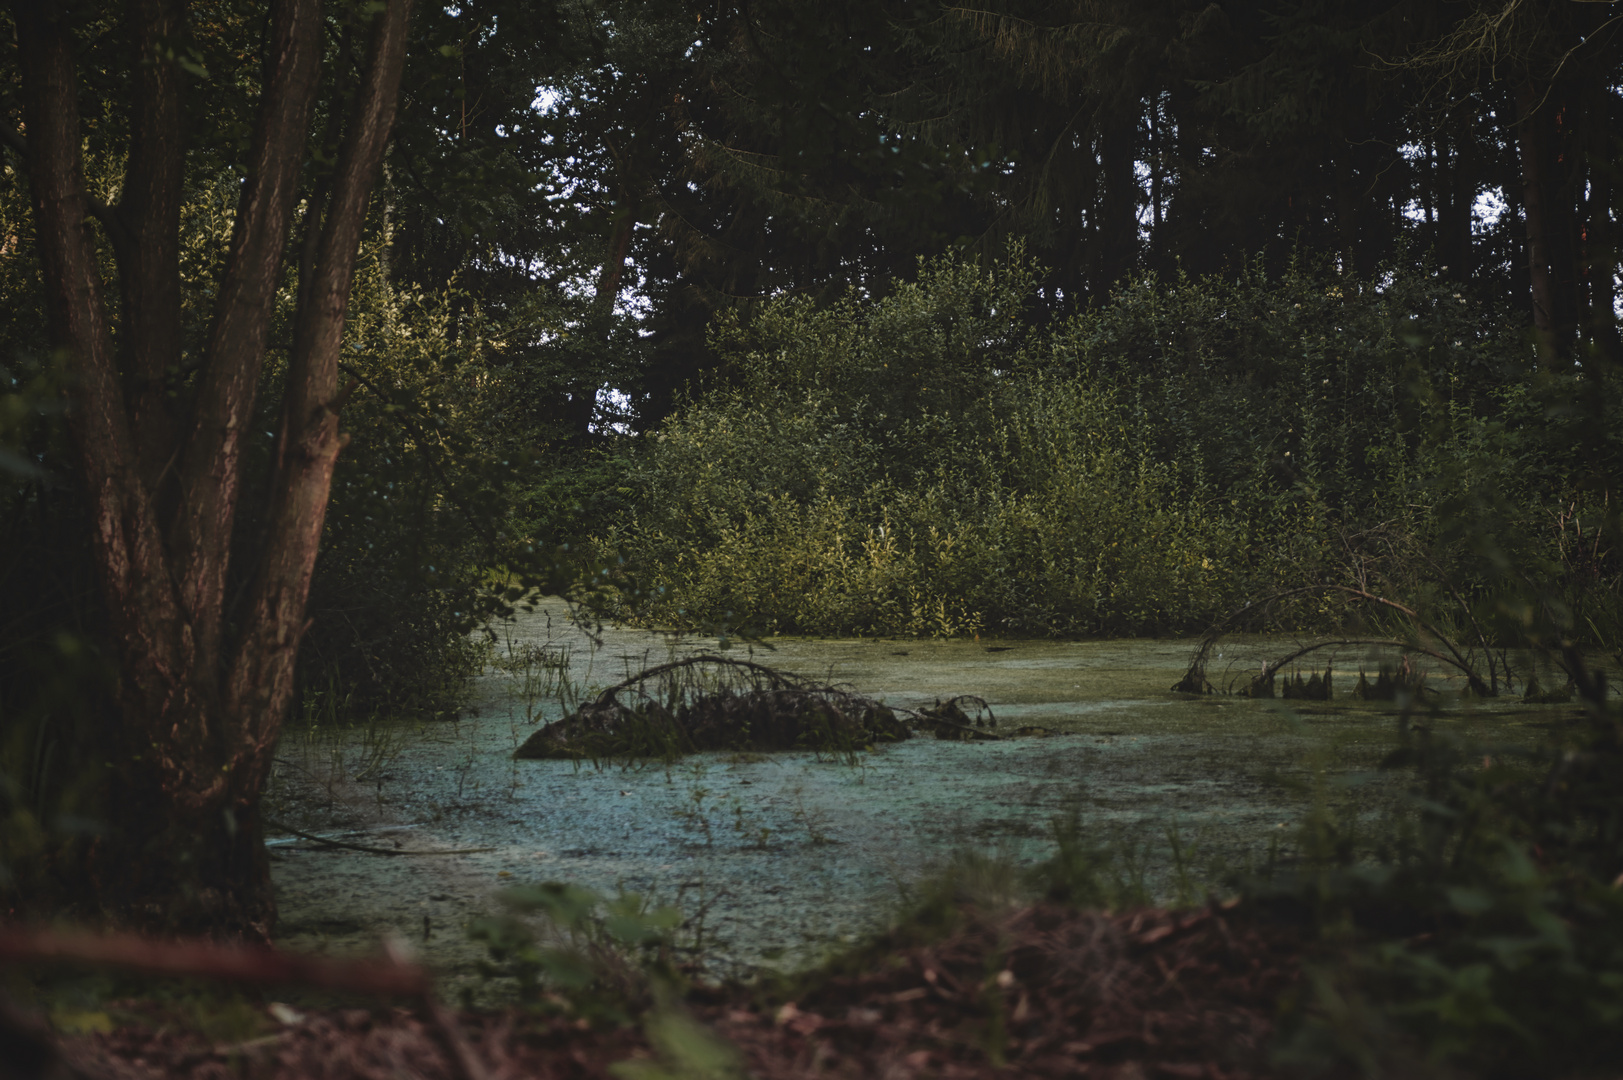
left=294, top=251, right=506, bottom=722
left=1227, top=378, right=1623, bottom=1075
left=1252, top=668, right=1623, bottom=1078
left=467, top=880, right=684, bottom=1022
left=598, top=246, right=1618, bottom=642
left=428, top=0, right=1620, bottom=412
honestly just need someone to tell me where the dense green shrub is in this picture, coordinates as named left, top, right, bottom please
left=599, top=246, right=1617, bottom=640
left=292, top=258, right=504, bottom=721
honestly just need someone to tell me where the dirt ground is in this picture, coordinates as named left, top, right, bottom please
left=53, top=899, right=1302, bottom=1080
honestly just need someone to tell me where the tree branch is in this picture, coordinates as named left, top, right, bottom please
left=0, top=925, right=431, bottom=997
left=10, top=4, right=184, bottom=721
left=169, top=0, right=323, bottom=693
left=230, top=0, right=416, bottom=776
left=117, top=0, right=189, bottom=497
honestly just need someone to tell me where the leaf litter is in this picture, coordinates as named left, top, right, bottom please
left=58, top=898, right=1302, bottom=1079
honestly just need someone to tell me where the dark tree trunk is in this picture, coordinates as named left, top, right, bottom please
left=1515, top=78, right=1569, bottom=364
left=555, top=194, right=642, bottom=443
left=1336, top=121, right=1382, bottom=280
left=1545, top=89, right=1582, bottom=354
left=1093, top=111, right=1138, bottom=298
left=1588, top=161, right=1620, bottom=369
left=595, top=196, right=640, bottom=310
left=116, top=0, right=187, bottom=505
left=1438, top=113, right=1475, bottom=279
left=10, top=0, right=415, bottom=940
left=1580, top=82, right=1620, bottom=369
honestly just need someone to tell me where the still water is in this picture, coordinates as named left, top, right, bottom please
left=267, top=600, right=1555, bottom=993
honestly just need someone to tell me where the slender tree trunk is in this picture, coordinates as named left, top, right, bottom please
left=1335, top=118, right=1381, bottom=279
left=1420, top=137, right=1436, bottom=227
left=1546, top=91, right=1581, bottom=353
left=1438, top=114, right=1475, bottom=279
left=1149, top=109, right=1161, bottom=237
left=1516, top=79, right=1567, bottom=364
left=11, top=0, right=414, bottom=939
left=559, top=194, right=641, bottom=441
left=1336, top=157, right=1362, bottom=277
left=595, top=196, right=639, bottom=309
left=117, top=0, right=187, bottom=505
left=1581, top=82, right=1620, bottom=369
left=1589, top=160, right=1620, bottom=369
left=1094, top=111, right=1137, bottom=298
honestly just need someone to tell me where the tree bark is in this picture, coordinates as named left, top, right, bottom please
left=1581, top=82, right=1620, bottom=369
left=1544, top=87, right=1582, bottom=356
left=1438, top=112, right=1475, bottom=280
left=1516, top=78, right=1567, bottom=364
left=116, top=0, right=187, bottom=503
left=235, top=0, right=415, bottom=804
left=1093, top=112, right=1138, bottom=298
left=10, top=0, right=415, bottom=939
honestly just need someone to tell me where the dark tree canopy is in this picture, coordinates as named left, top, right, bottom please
left=495, top=0, right=1620, bottom=412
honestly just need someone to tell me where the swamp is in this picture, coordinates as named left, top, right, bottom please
left=264, top=601, right=1564, bottom=992
left=3, top=2, right=1623, bottom=1077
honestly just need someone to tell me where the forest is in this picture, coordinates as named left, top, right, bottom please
left=1, top=1, right=1621, bottom=1077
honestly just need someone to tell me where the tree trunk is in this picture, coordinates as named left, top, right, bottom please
left=1093, top=112, right=1138, bottom=298
left=595, top=196, right=640, bottom=310
left=1438, top=112, right=1475, bottom=280
left=1544, top=89, right=1582, bottom=355
left=1581, top=83, right=1620, bottom=369
left=1588, top=163, right=1620, bottom=369
left=11, top=0, right=414, bottom=939
left=1515, top=78, right=1568, bottom=364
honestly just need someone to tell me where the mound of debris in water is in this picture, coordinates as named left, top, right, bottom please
left=513, top=657, right=1015, bottom=761
left=514, top=655, right=915, bottom=761
left=915, top=695, right=1005, bottom=739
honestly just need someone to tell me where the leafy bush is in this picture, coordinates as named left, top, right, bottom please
left=468, top=880, right=684, bottom=1020
left=600, top=245, right=1616, bottom=641
left=291, top=259, right=503, bottom=722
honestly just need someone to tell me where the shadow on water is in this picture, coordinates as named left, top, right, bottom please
left=266, top=599, right=1562, bottom=997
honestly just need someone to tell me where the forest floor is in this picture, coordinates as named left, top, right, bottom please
left=59, top=897, right=1303, bottom=1080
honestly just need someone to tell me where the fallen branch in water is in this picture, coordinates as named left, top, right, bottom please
left=515, top=654, right=910, bottom=760
left=1248, top=637, right=1470, bottom=695
left=1174, top=584, right=1497, bottom=698
left=265, top=819, right=497, bottom=856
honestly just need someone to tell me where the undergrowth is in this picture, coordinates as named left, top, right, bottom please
left=1260, top=662, right=1623, bottom=1078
